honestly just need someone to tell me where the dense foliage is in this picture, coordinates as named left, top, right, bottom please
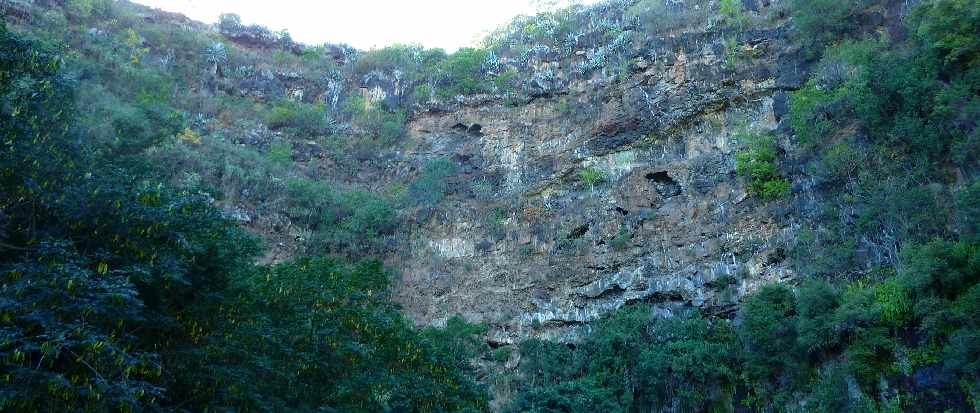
left=3, top=0, right=979, bottom=411
left=507, top=242, right=979, bottom=412
left=0, top=25, right=486, bottom=412
left=510, top=306, right=738, bottom=412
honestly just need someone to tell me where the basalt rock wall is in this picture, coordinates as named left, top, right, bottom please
left=387, top=19, right=809, bottom=343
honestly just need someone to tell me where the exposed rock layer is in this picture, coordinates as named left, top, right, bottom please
left=388, top=20, right=805, bottom=343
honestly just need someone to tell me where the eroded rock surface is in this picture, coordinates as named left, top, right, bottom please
left=388, top=21, right=804, bottom=342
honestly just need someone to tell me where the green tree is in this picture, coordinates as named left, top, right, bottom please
left=0, top=25, right=258, bottom=410
left=637, top=312, right=737, bottom=411
left=737, top=284, right=801, bottom=406
left=188, top=258, right=489, bottom=412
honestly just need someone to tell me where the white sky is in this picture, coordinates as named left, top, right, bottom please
left=131, top=0, right=598, bottom=52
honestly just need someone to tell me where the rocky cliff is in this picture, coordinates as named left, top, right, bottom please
left=0, top=0, right=901, bottom=343
left=386, top=18, right=807, bottom=343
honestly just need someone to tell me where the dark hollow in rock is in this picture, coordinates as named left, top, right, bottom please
left=646, top=171, right=682, bottom=198
left=451, top=123, right=468, bottom=132
left=568, top=224, right=590, bottom=239
left=614, top=206, right=630, bottom=216
left=467, top=124, right=483, bottom=136
left=767, top=247, right=787, bottom=265
left=476, top=240, right=494, bottom=253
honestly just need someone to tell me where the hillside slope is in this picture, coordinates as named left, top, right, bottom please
left=3, top=0, right=978, bottom=410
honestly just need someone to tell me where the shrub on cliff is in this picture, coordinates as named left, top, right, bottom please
left=578, top=167, right=605, bottom=192
left=626, top=0, right=711, bottom=35
left=356, top=43, right=424, bottom=74
left=407, top=157, right=459, bottom=207
left=437, top=48, right=490, bottom=97
left=284, top=178, right=397, bottom=256
left=343, top=93, right=407, bottom=144
left=719, top=0, right=748, bottom=31
left=267, top=100, right=331, bottom=138
left=735, top=131, right=790, bottom=200
left=789, top=0, right=874, bottom=53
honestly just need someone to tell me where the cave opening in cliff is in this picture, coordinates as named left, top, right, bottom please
left=646, top=171, right=682, bottom=197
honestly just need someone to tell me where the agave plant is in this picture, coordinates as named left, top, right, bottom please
left=483, top=50, right=501, bottom=75
left=235, top=64, right=255, bottom=79
left=537, top=17, right=559, bottom=38
left=410, top=45, right=424, bottom=65
left=560, top=32, right=583, bottom=57
left=590, top=47, right=608, bottom=68
left=533, top=67, right=556, bottom=84
left=610, top=31, right=632, bottom=52
left=325, top=78, right=345, bottom=108
left=530, top=44, right=551, bottom=61
left=611, top=0, right=633, bottom=11
left=341, top=45, right=358, bottom=70
left=192, top=113, right=211, bottom=129
left=203, top=42, right=227, bottom=75
left=518, top=48, right=534, bottom=68
left=623, top=14, right=642, bottom=30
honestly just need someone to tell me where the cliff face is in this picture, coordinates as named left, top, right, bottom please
left=384, top=22, right=809, bottom=342
left=3, top=0, right=809, bottom=342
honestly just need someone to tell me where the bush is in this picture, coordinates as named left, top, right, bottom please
left=492, top=67, right=520, bottom=93
left=608, top=225, right=631, bottom=250
left=626, top=0, right=711, bottom=35
left=437, top=48, right=490, bottom=97
left=65, top=0, right=112, bottom=20
left=355, top=43, right=422, bottom=74
left=815, top=139, right=865, bottom=183
left=285, top=178, right=397, bottom=255
left=509, top=306, right=738, bottom=413
left=797, top=279, right=843, bottom=356
left=266, top=101, right=330, bottom=137
left=908, top=0, right=980, bottom=72
left=637, top=313, right=737, bottom=411
left=578, top=167, right=605, bottom=191
left=267, top=140, right=293, bottom=166
left=873, top=277, right=912, bottom=328
left=788, top=0, right=872, bottom=53
left=719, top=0, right=748, bottom=30
left=791, top=226, right=859, bottom=277
left=344, top=93, right=407, bottom=145
left=407, top=157, right=459, bottom=206
left=193, top=258, right=489, bottom=411
left=735, top=131, right=790, bottom=199
left=788, top=81, right=848, bottom=146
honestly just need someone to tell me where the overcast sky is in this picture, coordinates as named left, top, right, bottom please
left=131, top=0, right=598, bottom=51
